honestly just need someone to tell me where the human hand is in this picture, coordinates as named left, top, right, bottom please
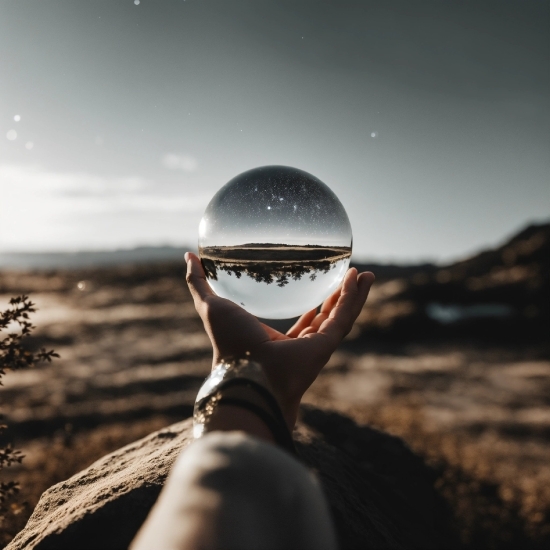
left=185, top=252, right=374, bottom=428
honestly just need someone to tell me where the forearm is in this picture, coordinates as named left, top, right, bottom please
left=206, top=404, right=276, bottom=444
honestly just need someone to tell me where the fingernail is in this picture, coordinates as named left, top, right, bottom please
left=184, top=252, right=190, bottom=262
left=360, top=272, right=375, bottom=286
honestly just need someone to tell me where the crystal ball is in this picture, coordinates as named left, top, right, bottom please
left=198, top=165, right=352, bottom=319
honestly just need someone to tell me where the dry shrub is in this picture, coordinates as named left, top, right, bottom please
left=0, top=296, right=58, bottom=543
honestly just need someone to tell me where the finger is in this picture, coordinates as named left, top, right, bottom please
left=286, top=308, right=317, bottom=338
left=305, top=311, right=328, bottom=333
left=260, top=323, right=290, bottom=342
left=331, top=270, right=373, bottom=325
left=298, top=325, right=318, bottom=337
left=329, top=269, right=374, bottom=331
left=306, top=268, right=356, bottom=332
left=319, top=282, right=343, bottom=315
left=318, top=270, right=374, bottom=343
left=185, top=252, right=215, bottom=304
left=357, top=271, right=376, bottom=293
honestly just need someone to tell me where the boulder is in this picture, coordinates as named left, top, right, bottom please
left=7, top=406, right=456, bottom=550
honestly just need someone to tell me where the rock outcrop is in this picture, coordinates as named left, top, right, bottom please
left=354, top=222, right=550, bottom=343
left=7, top=407, right=456, bottom=550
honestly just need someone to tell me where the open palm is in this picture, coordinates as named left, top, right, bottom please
left=185, top=252, right=374, bottom=427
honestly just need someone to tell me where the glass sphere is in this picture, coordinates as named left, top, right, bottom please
left=198, top=165, right=352, bottom=319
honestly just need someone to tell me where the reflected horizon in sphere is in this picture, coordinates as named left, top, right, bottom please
left=198, top=165, right=352, bottom=319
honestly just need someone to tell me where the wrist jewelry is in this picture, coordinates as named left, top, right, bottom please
left=193, top=359, right=296, bottom=455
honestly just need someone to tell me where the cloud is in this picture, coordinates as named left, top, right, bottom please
left=0, top=164, right=208, bottom=207
left=161, top=153, right=198, bottom=172
left=0, top=164, right=209, bottom=251
left=0, top=164, right=145, bottom=196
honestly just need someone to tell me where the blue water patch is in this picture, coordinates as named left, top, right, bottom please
left=426, top=303, right=513, bottom=324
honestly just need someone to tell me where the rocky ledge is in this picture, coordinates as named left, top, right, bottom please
left=7, top=406, right=457, bottom=550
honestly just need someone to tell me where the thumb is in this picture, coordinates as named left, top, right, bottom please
left=185, top=252, right=214, bottom=304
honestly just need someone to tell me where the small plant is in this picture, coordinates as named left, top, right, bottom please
left=0, top=296, right=58, bottom=524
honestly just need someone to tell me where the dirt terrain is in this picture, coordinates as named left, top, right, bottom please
left=199, top=244, right=352, bottom=262
left=0, top=223, right=549, bottom=548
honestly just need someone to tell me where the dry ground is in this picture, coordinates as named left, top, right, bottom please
left=1, top=264, right=549, bottom=548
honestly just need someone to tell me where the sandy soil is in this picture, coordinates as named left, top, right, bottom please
left=0, top=259, right=549, bottom=548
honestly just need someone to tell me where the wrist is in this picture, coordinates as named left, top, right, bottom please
left=194, top=359, right=297, bottom=455
left=269, top=392, right=299, bottom=431
left=205, top=404, right=276, bottom=444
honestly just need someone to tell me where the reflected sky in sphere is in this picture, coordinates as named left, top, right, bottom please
left=198, top=166, right=353, bottom=319
left=199, top=165, right=352, bottom=247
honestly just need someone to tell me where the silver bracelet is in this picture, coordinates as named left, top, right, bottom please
left=193, top=359, right=273, bottom=439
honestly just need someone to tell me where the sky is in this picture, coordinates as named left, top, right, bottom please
left=200, top=166, right=353, bottom=247
left=0, top=0, right=548, bottom=263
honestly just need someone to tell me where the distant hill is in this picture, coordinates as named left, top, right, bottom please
left=355, top=222, right=550, bottom=343
left=0, top=246, right=192, bottom=270
left=238, top=243, right=350, bottom=249
left=0, top=222, right=547, bottom=343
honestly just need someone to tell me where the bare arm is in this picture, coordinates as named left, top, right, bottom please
left=185, top=252, right=374, bottom=433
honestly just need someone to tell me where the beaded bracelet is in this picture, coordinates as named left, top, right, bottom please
left=193, top=359, right=296, bottom=455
